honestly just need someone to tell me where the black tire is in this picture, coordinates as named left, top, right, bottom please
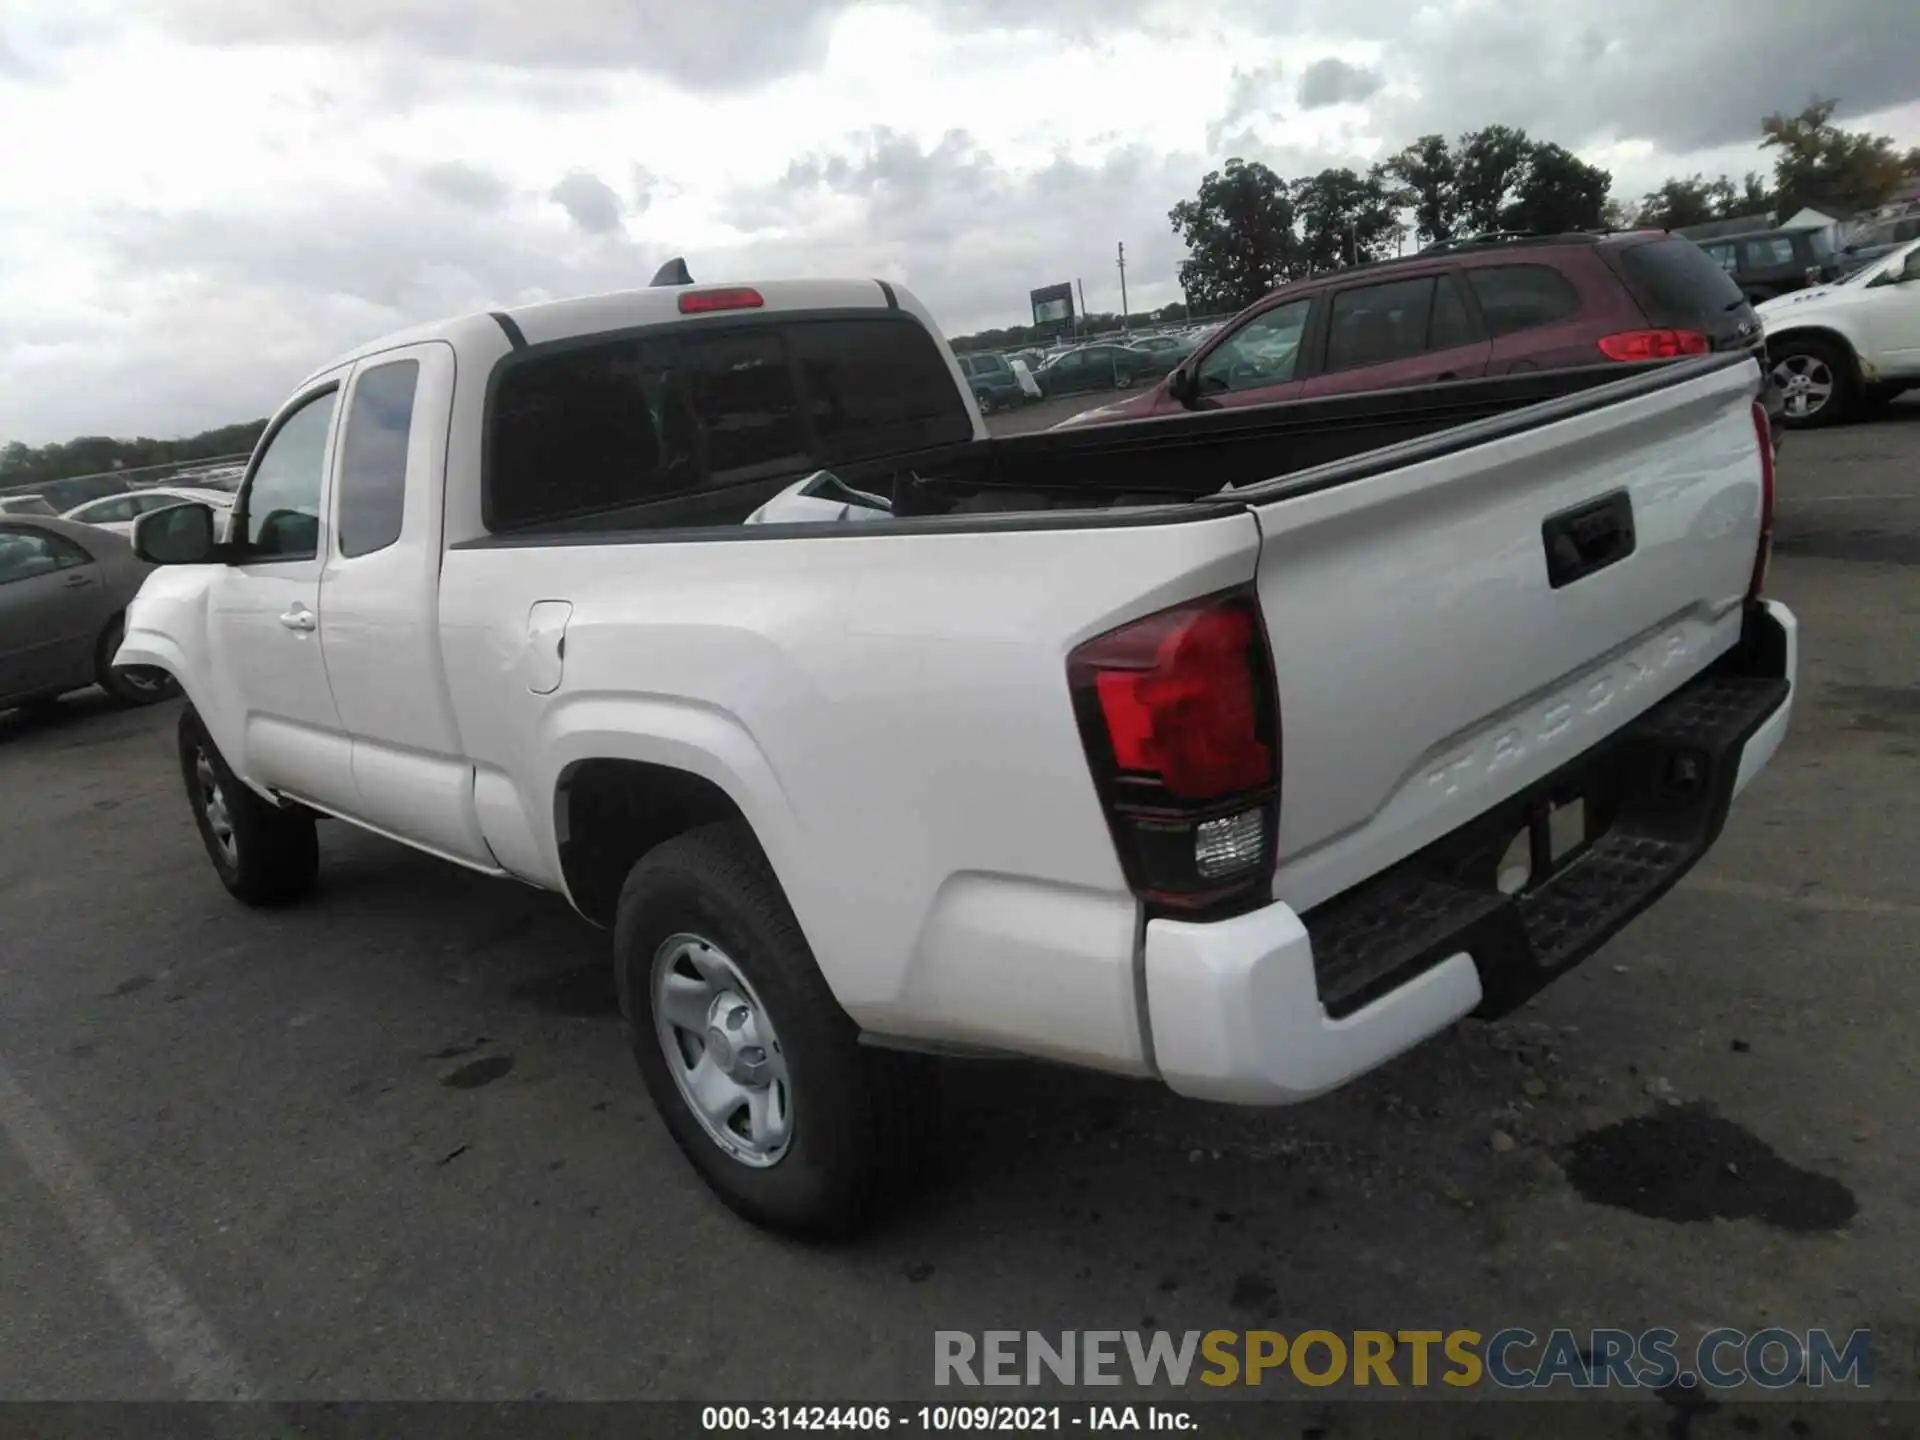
left=1769, top=335, right=1856, bottom=429
left=614, top=820, right=934, bottom=1237
left=177, top=707, right=319, bottom=907
left=95, top=614, right=180, bottom=706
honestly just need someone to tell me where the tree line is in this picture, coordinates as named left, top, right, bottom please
left=0, top=421, right=267, bottom=490
left=1169, top=97, right=1919, bottom=314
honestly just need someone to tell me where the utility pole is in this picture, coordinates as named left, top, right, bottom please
left=1076, top=278, right=1087, bottom=338
left=1116, top=242, right=1129, bottom=332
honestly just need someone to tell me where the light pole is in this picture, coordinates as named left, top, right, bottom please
left=1117, top=241, right=1129, bottom=332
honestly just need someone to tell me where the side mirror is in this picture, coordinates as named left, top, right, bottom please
left=1166, top=365, right=1196, bottom=405
left=133, top=501, right=221, bottom=565
left=1901, top=253, right=1920, bottom=284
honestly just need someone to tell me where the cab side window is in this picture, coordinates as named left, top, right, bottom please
left=336, top=360, right=420, bottom=558
left=243, top=391, right=339, bottom=560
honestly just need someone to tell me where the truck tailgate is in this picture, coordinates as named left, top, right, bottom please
left=1245, top=356, right=1769, bottom=913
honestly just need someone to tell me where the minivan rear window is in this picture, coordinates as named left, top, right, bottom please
left=485, top=315, right=973, bottom=533
left=1614, top=237, right=1748, bottom=328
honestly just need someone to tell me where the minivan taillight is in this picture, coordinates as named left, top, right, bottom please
left=1749, top=399, right=1775, bottom=598
left=1067, top=590, right=1280, bottom=912
left=1597, top=329, right=1711, bottom=361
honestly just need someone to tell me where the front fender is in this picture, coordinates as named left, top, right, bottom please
left=115, top=567, right=246, bottom=774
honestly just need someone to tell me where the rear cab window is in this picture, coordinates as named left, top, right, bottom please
left=485, top=315, right=973, bottom=533
left=1610, top=237, right=1748, bottom=329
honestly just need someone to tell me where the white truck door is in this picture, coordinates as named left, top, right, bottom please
left=207, top=378, right=357, bottom=810
left=317, top=342, right=497, bottom=868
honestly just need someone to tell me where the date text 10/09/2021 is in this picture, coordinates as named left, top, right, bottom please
left=702, top=1407, right=1188, bottom=1432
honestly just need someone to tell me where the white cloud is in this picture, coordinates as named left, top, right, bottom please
left=0, top=0, right=1917, bottom=443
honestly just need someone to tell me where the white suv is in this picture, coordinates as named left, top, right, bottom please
left=1758, top=238, right=1920, bottom=427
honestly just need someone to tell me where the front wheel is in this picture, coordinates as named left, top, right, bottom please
left=96, top=615, right=179, bottom=706
left=178, top=708, right=318, bottom=906
left=615, top=821, right=934, bottom=1237
left=1770, top=338, right=1855, bottom=428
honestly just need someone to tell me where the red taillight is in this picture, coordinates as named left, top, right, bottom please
left=1596, top=329, right=1711, bottom=362
left=1068, top=591, right=1279, bottom=911
left=1749, top=399, right=1775, bottom=598
left=678, top=287, right=764, bottom=314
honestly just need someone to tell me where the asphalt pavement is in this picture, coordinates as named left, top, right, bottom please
left=0, top=401, right=1915, bottom=1413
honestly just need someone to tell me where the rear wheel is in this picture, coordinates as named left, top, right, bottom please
left=615, top=821, right=934, bottom=1237
left=178, top=707, right=318, bottom=906
left=1769, top=337, right=1855, bottom=428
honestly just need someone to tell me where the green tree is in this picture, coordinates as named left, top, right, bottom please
left=1634, top=171, right=1774, bottom=229
left=0, top=420, right=267, bottom=487
left=1292, top=166, right=1403, bottom=270
left=1168, top=158, right=1304, bottom=312
left=1381, top=133, right=1458, bottom=245
left=1723, top=171, right=1773, bottom=218
left=1505, top=143, right=1611, bottom=234
left=1761, top=97, right=1908, bottom=218
left=1635, top=175, right=1721, bottom=230
left=1455, top=124, right=1534, bottom=233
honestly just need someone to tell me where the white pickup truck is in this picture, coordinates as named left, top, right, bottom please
left=118, top=275, right=1797, bottom=1235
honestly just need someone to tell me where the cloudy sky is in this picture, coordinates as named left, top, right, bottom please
left=2, top=0, right=1917, bottom=444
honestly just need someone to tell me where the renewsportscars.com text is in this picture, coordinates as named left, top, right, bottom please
left=934, top=1328, right=1873, bottom=1391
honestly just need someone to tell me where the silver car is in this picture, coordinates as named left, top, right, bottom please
left=0, top=514, right=178, bottom=711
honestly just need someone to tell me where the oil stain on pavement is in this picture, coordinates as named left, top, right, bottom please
left=442, top=1054, right=514, bottom=1089
left=1561, top=1104, right=1856, bottom=1232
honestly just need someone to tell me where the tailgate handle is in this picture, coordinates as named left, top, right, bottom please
left=1542, top=490, right=1635, bottom=590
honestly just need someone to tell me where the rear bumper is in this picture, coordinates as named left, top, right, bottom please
left=1146, top=600, right=1797, bottom=1105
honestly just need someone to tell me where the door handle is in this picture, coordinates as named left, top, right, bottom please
left=278, top=605, right=316, bottom=632
left=1430, top=371, right=1459, bottom=382
left=63, top=571, right=94, bottom=588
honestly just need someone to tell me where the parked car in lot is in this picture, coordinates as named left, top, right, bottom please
left=1834, top=214, right=1920, bottom=277
left=63, top=485, right=237, bottom=538
left=0, top=515, right=179, bottom=711
left=1696, top=227, right=1848, bottom=303
left=118, top=275, right=1792, bottom=1237
left=1032, top=342, right=1158, bottom=396
left=956, top=352, right=1031, bottom=413
left=1758, top=238, right=1920, bottom=426
left=1125, top=334, right=1199, bottom=378
left=1055, top=232, right=1765, bottom=430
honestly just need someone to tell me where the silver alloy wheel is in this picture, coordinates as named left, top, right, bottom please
left=650, top=933, right=793, bottom=1167
left=1771, top=352, right=1835, bottom=419
left=194, top=749, right=237, bottom=866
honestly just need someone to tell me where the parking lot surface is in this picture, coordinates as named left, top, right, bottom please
left=1, top=402, right=1916, bottom=1407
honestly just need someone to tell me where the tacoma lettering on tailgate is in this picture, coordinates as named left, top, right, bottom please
left=1426, top=628, right=1693, bottom=800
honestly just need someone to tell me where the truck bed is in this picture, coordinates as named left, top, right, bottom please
left=471, top=359, right=1738, bottom=540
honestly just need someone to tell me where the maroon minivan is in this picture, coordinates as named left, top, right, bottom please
left=1057, top=232, right=1764, bottom=428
